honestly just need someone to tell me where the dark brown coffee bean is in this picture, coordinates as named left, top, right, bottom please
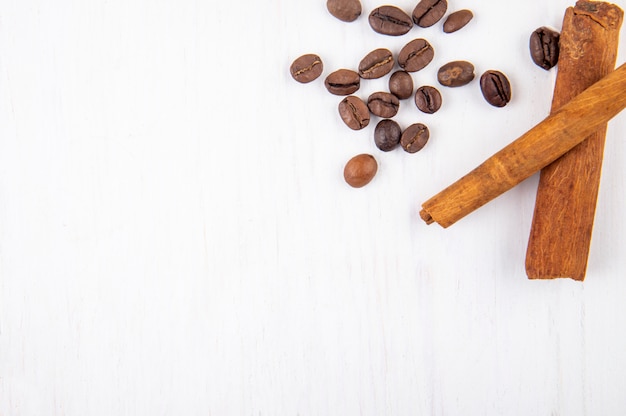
left=398, top=39, right=434, bottom=72
left=327, top=0, right=362, bottom=22
left=368, top=6, right=413, bottom=36
left=374, top=119, right=402, bottom=151
left=359, top=48, right=394, bottom=79
left=529, top=27, right=560, bottom=70
left=325, top=69, right=360, bottom=95
left=414, top=86, right=442, bottom=114
left=412, top=0, right=447, bottom=28
left=389, top=71, right=414, bottom=100
left=480, top=70, right=511, bottom=107
left=338, top=96, right=370, bottom=130
left=344, top=154, right=378, bottom=188
left=437, top=61, right=474, bottom=87
left=401, top=123, right=429, bottom=153
left=367, top=92, right=400, bottom=118
left=290, top=54, right=324, bottom=84
left=443, top=9, right=473, bottom=33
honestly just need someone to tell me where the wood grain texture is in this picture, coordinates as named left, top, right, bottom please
left=526, top=1, right=624, bottom=281
left=420, top=62, right=626, bottom=228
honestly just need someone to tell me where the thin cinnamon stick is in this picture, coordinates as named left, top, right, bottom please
left=419, top=62, right=626, bottom=228
left=526, top=1, right=624, bottom=281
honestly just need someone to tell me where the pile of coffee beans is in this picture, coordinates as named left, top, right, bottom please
left=289, top=0, right=519, bottom=188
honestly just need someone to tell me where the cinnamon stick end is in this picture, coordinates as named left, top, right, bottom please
left=419, top=209, right=435, bottom=225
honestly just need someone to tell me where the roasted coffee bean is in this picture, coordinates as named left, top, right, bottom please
left=400, top=123, right=429, bottom=153
left=290, top=54, right=324, bottom=83
left=325, top=69, right=360, bottom=95
left=344, top=154, right=378, bottom=188
left=529, top=27, right=560, bottom=70
left=389, top=71, right=414, bottom=100
left=367, top=92, right=400, bottom=118
left=359, top=48, right=394, bottom=79
left=327, top=0, right=362, bottom=22
left=412, top=0, right=447, bottom=28
left=443, top=9, right=473, bottom=33
left=480, top=70, right=511, bottom=107
left=338, top=96, right=370, bottom=130
left=398, top=39, right=434, bottom=72
left=374, top=119, right=402, bottom=151
left=368, top=5, right=413, bottom=36
left=414, top=86, right=442, bottom=114
left=437, top=61, right=474, bottom=87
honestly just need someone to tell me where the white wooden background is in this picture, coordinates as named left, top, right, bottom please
left=1, top=0, right=626, bottom=414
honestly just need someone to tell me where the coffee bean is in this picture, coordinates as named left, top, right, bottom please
left=398, top=39, right=434, bottom=72
left=368, top=5, right=413, bottom=36
left=374, top=119, right=402, bottom=151
left=327, top=0, right=362, bottom=22
left=480, top=70, right=511, bottom=107
left=412, top=0, right=447, bottom=28
left=414, top=86, right=442, bottom=114
left=359, top=48, right=394, bottom=79
left=443, top=9, right=473, bottom=33
left=401, top=123, right=430, bottom=153
left=344, top=154, right=378, bottom=188
left=338, top=96, right=370, bottom=130
left=325, top=69, right=360, bottom=95
left=367, top=92, right=400, bottom=118
left=389, top=71, right=414, bottom=100
left=529, top=27, right=560, bottom=70
left=437, top=61, right=474, bottom=87
left=290, top=54, right=324, bottom=84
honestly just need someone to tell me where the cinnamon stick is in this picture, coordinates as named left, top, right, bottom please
left=419, top=62, right=626, bottom=228
left=526, top=1, right=624, bottom=281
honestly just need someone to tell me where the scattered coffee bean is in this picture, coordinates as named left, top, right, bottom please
left=412, top=0, right=447, bottom=28
left=480, top=70, right=511, bottom=107
left=398, top=38, right=434, bottom=72
left=338, top=96, right=370, bottom=130
left=344, top=154, right=378, bottom=187
left=443, top=9, right=473, bottom=33
left=368, top=5, right=413, bottom=36
left=290, top=54, right=324, bottom=83
left=374, top=119, right=402, bottom=151
left=325, top=69, right=360, bottom=95
left=414, top=86, right=442, bottom=114
left=359, top=48, right=395, bottom=79
left=437, top=60, right=475, bottom=87
left=327, top=0, right=362, bottom=22
left=367, top=92, right=400, bottom=118
left=389, top=71, right=414, bottom=100
left=401, top=123, right=430, bottom=153
left=529, top=26, right=560, bottom=70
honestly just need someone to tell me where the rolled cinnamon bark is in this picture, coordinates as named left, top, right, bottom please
left=419, top=62, right=626, bottom=228
left=526, top=1, right=624, bottom=281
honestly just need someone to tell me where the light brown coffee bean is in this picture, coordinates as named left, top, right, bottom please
left=401, top=123, right=429, bottom=153
left=338, top=96, right=370, bottom=130
left=437, top=60, right=475, bottom=87
left=443, top=9, right=473, bottom=33
left=327, top=0, right=362, bottom=22
left=359, top=48, right=394, bottom=79
left=290, top=54, right=324, bottom=83
left=389, top=71, right=414, bottom=100
left=367, top=92, right=400, bottom=118
left=325, top=69, right=360, bottom=95
left=398, top=39, right=434, bottom=72
left=344, top=154, right=378, bottom=188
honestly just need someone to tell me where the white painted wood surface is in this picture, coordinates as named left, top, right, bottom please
left=1, top=0, right=626, bottom=414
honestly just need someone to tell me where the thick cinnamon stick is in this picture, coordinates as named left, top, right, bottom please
left=419, top=62, right=626, bottom=228
left=526, top=1, right=624, bottom=281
